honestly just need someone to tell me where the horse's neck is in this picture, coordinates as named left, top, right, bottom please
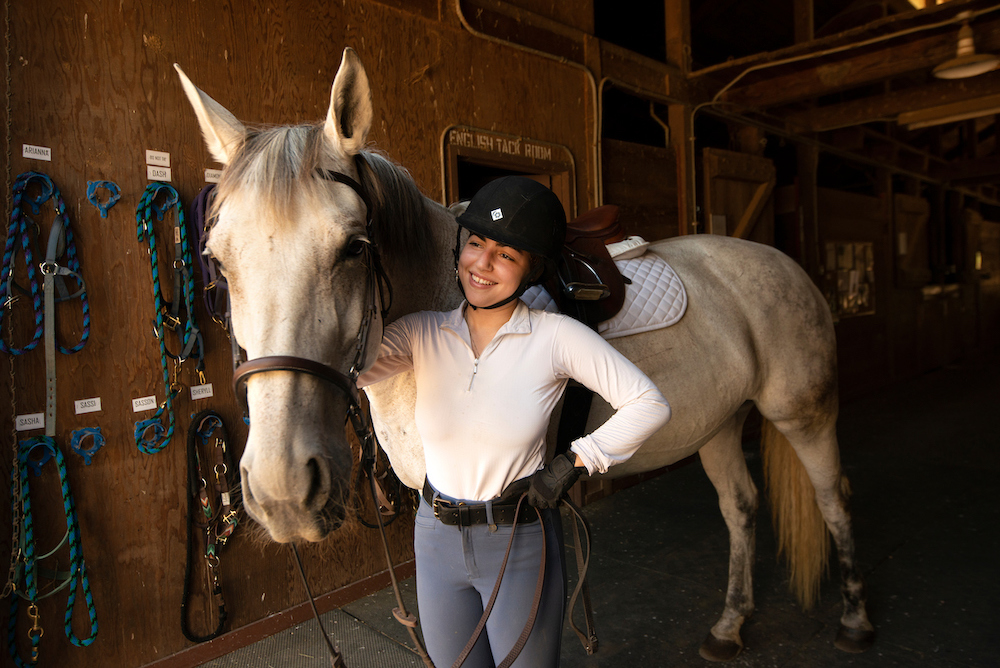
left=385, top=199, right=462, bottom=322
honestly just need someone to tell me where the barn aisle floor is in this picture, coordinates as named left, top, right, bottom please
left=207, top=351, right=999, bottom=667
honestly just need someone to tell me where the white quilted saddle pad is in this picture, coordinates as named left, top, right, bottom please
left=521, top=253, right=687, bottom=340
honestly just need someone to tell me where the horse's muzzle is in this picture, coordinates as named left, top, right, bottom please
left=241, top=462, right=348, bottom=542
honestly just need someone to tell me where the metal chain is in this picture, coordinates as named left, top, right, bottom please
left=2, top=0, right=21, bottom=602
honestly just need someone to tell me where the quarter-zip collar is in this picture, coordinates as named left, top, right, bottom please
left=441, top=300, right=532, bottom=356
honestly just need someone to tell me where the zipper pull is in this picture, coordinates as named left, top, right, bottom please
left=468, top=358, right=479, bottom=391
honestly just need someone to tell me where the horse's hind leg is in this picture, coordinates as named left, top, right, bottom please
left=767, top=414, right=875, bottom=653
left=697, top=403, right=758, bottom=662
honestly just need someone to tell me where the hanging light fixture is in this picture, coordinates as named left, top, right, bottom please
left=933, top=12, right=999, bottom=79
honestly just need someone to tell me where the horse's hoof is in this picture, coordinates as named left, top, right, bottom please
left=699, top=632, right=743, bottom=662
left=834, top=625, right=875, bottom=653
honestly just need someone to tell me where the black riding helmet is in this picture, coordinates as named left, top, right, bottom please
left=454, top=176, right=567, bottom=310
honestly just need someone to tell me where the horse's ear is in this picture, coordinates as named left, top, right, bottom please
left=174, top=64, right=246, bottom=165
left=449, top=201, right=471, bottom=217
left=324, top=47, right=373, bottom=157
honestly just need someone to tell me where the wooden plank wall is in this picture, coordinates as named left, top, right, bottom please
left=602, top=138, right=679, bottom=241
left=0, top=1, right=598, bottom=666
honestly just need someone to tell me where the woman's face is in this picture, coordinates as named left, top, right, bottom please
left=458, top=233, right=533, bottom=309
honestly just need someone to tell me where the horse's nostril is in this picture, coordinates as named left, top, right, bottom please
left=241, top=467, right=254, bottom=504
left=303, top=457, right=327, bottom=510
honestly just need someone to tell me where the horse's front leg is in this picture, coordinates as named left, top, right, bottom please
left=697, top=406, right=758, bottom=662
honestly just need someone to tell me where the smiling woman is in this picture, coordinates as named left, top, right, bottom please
left=358, top=176, right=671, bottom=667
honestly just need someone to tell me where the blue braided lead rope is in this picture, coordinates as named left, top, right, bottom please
left=8, top=437, right=98, bottom=666
left=1, top=172, right=45, bottom=355
left=135, top=183, right=197, bottom=454
left=0, top=171, right=91, bottom=355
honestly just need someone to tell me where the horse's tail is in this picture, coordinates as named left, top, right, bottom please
left=760, top=419, right=830, bottom=610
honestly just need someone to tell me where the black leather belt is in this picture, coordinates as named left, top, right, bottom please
left=422, top=478, right=537, bottom=527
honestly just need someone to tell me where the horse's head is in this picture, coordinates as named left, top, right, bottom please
left=175, top=48, right=381, bottom=542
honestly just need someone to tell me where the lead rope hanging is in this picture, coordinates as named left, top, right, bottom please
left=134, top=183, right=202, bottom=454
left=7, top=438, right=98, bottom=667
left=3, top=171, right=91, bottom=607
left=0, top=172, right=89, bottom=356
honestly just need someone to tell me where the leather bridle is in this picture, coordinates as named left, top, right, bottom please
left=223, top=161, right=432, bottom=668
left=231, top=165, right=390, bottom=420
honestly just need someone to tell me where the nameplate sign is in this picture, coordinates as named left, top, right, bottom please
left=191, top=384, right=214, bottom=400
left=74, top=397, right=102, bottom=415
left=23, top=144, right=52, bottom=161
left=146, top=150, right=171, bottom=167
left=446, top=128, right=557, bottom=162
left=132, top=395, right=157, bottom=412
left=16, top=413, right=44, bottom=431
left=147, top=165, right=172, bottom=182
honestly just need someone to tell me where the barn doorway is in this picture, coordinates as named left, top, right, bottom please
left=442, top=126, right=575, bottom=218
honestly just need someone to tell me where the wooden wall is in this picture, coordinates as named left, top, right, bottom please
left=0, top=1, right=602, bottom=666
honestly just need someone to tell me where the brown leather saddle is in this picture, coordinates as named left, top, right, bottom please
left=545, top=205, right=628, bottom=325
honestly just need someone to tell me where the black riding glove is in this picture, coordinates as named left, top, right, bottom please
left=527, top=454, right=584, bottom=509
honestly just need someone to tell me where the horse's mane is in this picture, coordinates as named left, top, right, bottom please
left=214, top=123, right=432, bottom=271
left=356, top=150, right=433, bottom=270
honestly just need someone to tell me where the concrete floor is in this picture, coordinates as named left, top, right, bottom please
left=210, top=352, right=1000, bottom=667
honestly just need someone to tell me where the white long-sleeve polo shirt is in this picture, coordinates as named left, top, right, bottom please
left=359, top=300, right=670, bottom=501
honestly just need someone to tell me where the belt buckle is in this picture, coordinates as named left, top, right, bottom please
left=433, top=498, right=461, bottom=522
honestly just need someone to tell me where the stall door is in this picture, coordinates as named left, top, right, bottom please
left=702, top=147, right=775, bottom=244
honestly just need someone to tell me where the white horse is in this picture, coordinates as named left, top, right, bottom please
left=175, top=48, right=874, bottom=661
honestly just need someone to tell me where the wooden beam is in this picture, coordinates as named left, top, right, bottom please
left=785, top=70, right=1000, bottom=131
left=692, top=0, right=995, bottom=80
left=721, top=22, right=1000, bottom=109
left=732, top=180, right=775, bottom=239
left=797, top=144, right=821, bottom=278
left=666, top=0, right=691, bottom=73
left=898, top=92, right=1000, bottom=129
left=668, top=102, right=696, bottom=234
left=794, top=0, right=814, bottom=43
left=931, top=154, right=1000, bottom=182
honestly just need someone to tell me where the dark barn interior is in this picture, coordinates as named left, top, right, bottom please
left=1, top=1, right=997, bottom=666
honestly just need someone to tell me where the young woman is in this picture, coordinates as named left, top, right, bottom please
left=359, top=177, right=670, bottom=667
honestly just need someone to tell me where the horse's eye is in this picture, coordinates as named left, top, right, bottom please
left=347, top=238, right=368, bottom=257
